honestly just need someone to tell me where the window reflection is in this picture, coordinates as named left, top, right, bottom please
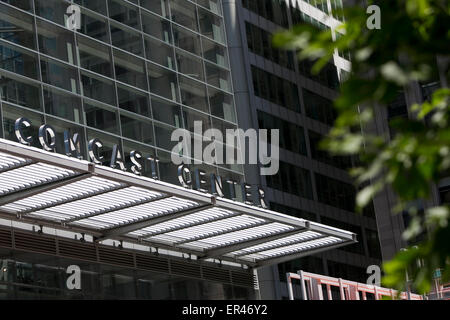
left=0, top=41, right=38, bottom=79
left=110, top=22, right=143, bottom=56
left=74, top=0, right=107, bottom=15
left=0, top=3, right=35, bottom=49
left=37, top=19, right=76, bottom=64
left=205, top=63, right=231, bottom=92
left=147, top=62, right=179, bottom=102
left=34, top=0, right=69, bottom=26
left=40, top=57, right=79, bottom=93
left=144, top=36, right=175, bottom=69
left=154, top=122, right=178, bottom=154
left=108, top=0, right=139, bottom=29
left=0, top=0, right=32, bottom=12
left=117, top=84, right=149, bottom=117
left=140, top=0, right=169, bottom=19
left=79, top=9, right=109, bottom=43
left=208, top=87, right=235, bottom=123
left=172, top=25, right=201, bottom=56
left=0, top=72, right=41, bottom=110
left=196, top=0, right=222, bottom=15
left=141, top=11, right=172, bottom=44
left=81, top=71, right=115, bottom=106
left=182, top=107, right=211, bottom=133
left=202, top=38, right=228, bottom=68
left=179, top=75, right=208, bottom=113
left=170, top=0, right=198, bottom=32
left=175, top=49, right=204, bottom=81
left=120, top=112, right=153, bottom=144
left=84, top=99, right=119, bottom=134
left=198, top=8, right=224, bottom=43
left=77, top=35, right=112, bottom=77
left=44, top=86, right=82, bottom=123
left=151, top=96, right=181, bottom=127
left=114, top=49, right=147, bottom=90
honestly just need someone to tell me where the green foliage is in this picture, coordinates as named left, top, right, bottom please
left=274, top=0, right=450, bottom=294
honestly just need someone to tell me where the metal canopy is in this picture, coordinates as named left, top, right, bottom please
left=0, top=139, right=356, bottom=268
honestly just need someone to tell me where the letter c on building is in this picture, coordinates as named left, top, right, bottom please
left=14, top=117, right=33, bottom=145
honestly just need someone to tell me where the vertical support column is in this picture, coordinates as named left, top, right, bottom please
left=298, top=270, right=308, bottom=300
left=354, top=286, right=360, bottom=300
left=374, top=286, right=379, bottom=300
left=362, top=291, right=367, bottom=300
left=286, top=273, right=294, bottom=301
left=338, top=278, right=345, bottom=300
left=310, top=278, right=323, bottom=300
left=326, top=284, right=332, bottom=300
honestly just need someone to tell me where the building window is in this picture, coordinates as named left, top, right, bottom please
left=245, top=22, right=294, bottom=70
left=84, top=99, right=119, bottom=135
left=144, top=36, right=175, bottom=70
left=108, top=0, right=140, bottom=30
left=37, top=19, right=77, bottom=64
left=198, top=7, right=225, bottom=44
left=0, top=3, right=35, bottom=49
left=110, top=21, right=143, bottom=56
left=77, top=35, right=113, bottom=78
left=44, top=86, right=82, bottom=123
left=251, top=65, right=300, bottom=113
left=258, top=111, right=307, bottom=156
left=114, top=49, right=147, bottom=90
left=117, top=84, right=150, bottom=117
left=141, top=10, right=172, bottom=44
left=120, top=112, right=154, bottom=144
left=242, top=0, right=289, bottom=28
left=302, top=88, right=336, bottom=126
left=0, top=41, right=38, bottom=80
left=81, top=71, right=116, bottom=106
left=170, top=0, right=198, bottom=32
left=0, top=72, right=41, bottom=110
left=315, top=173, right=356, bottom=212
left=298, top=59, right=339, bottom=90
left=309, top=130, right=353, bottom=170
left=266, top=161, right=313, bottom=199
left=79, top=9, right=110, bottom=43
left=34, top=0, right=68, bottom=26
left=365, top=228, right=382, bottom=260
left=41, top=57, right=79, bottom=93
left=74, top=0, right=108, bottom=15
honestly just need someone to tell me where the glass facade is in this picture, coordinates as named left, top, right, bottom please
left=0, top=0, right=243, bottom=186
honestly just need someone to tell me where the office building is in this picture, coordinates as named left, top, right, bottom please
left=222, top=0, right=382, bottom=299
left=0, top=0, right=356, bottom=299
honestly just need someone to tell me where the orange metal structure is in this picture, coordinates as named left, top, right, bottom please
left=286, top=270, right=424, bottom=300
